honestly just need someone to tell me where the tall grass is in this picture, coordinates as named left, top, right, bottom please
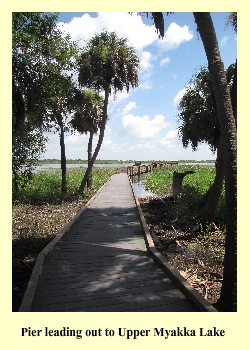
left=13, top=167, right=117, bottom=205
left=144, top=165, right=215, bottom=193
left=144, top=165, right=226, bottom=230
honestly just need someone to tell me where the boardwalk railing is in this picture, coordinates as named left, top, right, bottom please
left=127, top=161, right=178, bottom=176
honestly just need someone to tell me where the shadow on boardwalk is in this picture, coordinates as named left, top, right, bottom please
left=20, top=173, right=204, bottom=312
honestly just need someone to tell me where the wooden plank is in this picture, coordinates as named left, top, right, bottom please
left=31, top=297, right=196, bottom=312
left=25, top=173, right=202, bottom=312
left=32, top=290, right=189, bottom=310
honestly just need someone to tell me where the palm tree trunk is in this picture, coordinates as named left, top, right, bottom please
left=231, top=59, right=237, bottom=126
left=193, top=12, right=237, bottom=311
left=79, top=82, right=110, bottom=192
left=200, top=146, right=224, bottom=223
left=60, top=124, right=67, bottom=194
left=87, top=129, right=94, bottom=188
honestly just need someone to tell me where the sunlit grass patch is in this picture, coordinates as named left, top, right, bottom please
left=144, top=165, right=225, bottom=230
left=13, top=167, right=117, bottom=205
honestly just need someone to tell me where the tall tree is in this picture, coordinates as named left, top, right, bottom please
left=177, top=64, right=236, bottom=224
left=193, top=12, right=237, bottom=312
left=226, top=12, right=237, bottom=127
left=78, top=30, right=140, bottom=192
left=12, top=12, right=79, bottom=194
left=146, top=12, right=237, bottom=311
left=41, top=21, right=79, bottom=194
left=12, top=12, right=59, bottom=140
left=70, top=89, right=104, bottom=188
left=43, top=70, right=78, bottom=194
left=12, top=12, right=59, bottom=188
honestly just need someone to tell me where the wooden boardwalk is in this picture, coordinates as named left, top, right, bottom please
left=25, top=173, right=204, bottom=312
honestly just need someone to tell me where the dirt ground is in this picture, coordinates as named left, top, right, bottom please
left=139, top=195, right=225, bottom=310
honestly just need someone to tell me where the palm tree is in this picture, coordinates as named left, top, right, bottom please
left=177, top=64, right=236, bottom=224
left=226, top=13, right=237, bottom=127
left=77, top=30, right=140, bottom=192
left=143, top=11, right=236, bottom=311
left=44, top=71, right=76, bottom=194
left=226, top=12, right=237, bottom=33
left=70, top=89, right=104, bottom=188
left=193, top=12, right=237, bottom=312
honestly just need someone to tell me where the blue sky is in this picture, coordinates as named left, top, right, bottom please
left=43, top=12, right=237, bottom=161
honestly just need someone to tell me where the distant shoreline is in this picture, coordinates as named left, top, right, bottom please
left=38, top=159, right=215, bottom=165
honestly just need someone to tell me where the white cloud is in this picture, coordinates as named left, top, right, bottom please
left=160, top=57, right=170, bottom=67
left=159, top=129, right=179, bottom=148
left=65, top=133, right=88, bottom=145
left=174, top=87, right=188, bottom=108
left=108, top=90, right=132, bottom=110
left=127, top=142, right=164, bottom=161
left=120, top=114, right=169, bottom=140
left=122, top=102, right=137, bottom=115
left=58, top=13, right=159, bottom=97
left=129, top=142, right=153, bottom=151
left=159, top=22, right=193, bottom=51
left=43, top=126, right=216, bottom=161
left=57, top=14, right=97, bottom=47
left=140, top=51, right=153, bottom=71
left=138, top=81, right=153, bottom=90
left=103, top=124, right=112, bottom=139
left=58, top=12, right=158, bottom=51
left=138, top=51, right=156, bottom=90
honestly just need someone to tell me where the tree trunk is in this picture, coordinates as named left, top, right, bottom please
left=193, top=13, right=237, bottom=311
left=87, top=129, right=94, bottom=188
left=79, top=82, right=110, bottom=192
left=172, top=171, right=195, bottom=198
left=60, top=124, right=67, bottom=194
left=231, top=59, right=237, bottom=126
left=200, top=146, right=224, bottom=224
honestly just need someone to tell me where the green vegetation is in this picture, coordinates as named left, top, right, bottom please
left=12, top=167, right=117, bottom=311
left=13, top=167, right=117, bottom=205
left=149, top=11, right=236, bottom=312
left=12, top=11, right=236, bottom=311
left=144, top=165, right=225, bottom=230
left=12, top=12, right=78, bottom=188
left=144, top=165, right=215, bottom=194
left=140, top=164, right=226, bottom=307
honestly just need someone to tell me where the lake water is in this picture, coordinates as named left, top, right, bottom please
left=34, top=163, right=134, bottom=172
left=35, top=162, right=214, bottom=172
left=34, top=162, right=214, bottom=198
left=131, top=176, right=158, bottom=198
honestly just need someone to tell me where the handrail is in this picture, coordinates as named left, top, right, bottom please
left=127, top=161, right=178, bottom=176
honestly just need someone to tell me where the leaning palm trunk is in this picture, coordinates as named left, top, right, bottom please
left=194, top=13, right=237, bottom=311
left=79, top=83, right=110, bottom=192
left=200, top=146, right=224, bottom=224
left=200, top=60, right=237, bottom=225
